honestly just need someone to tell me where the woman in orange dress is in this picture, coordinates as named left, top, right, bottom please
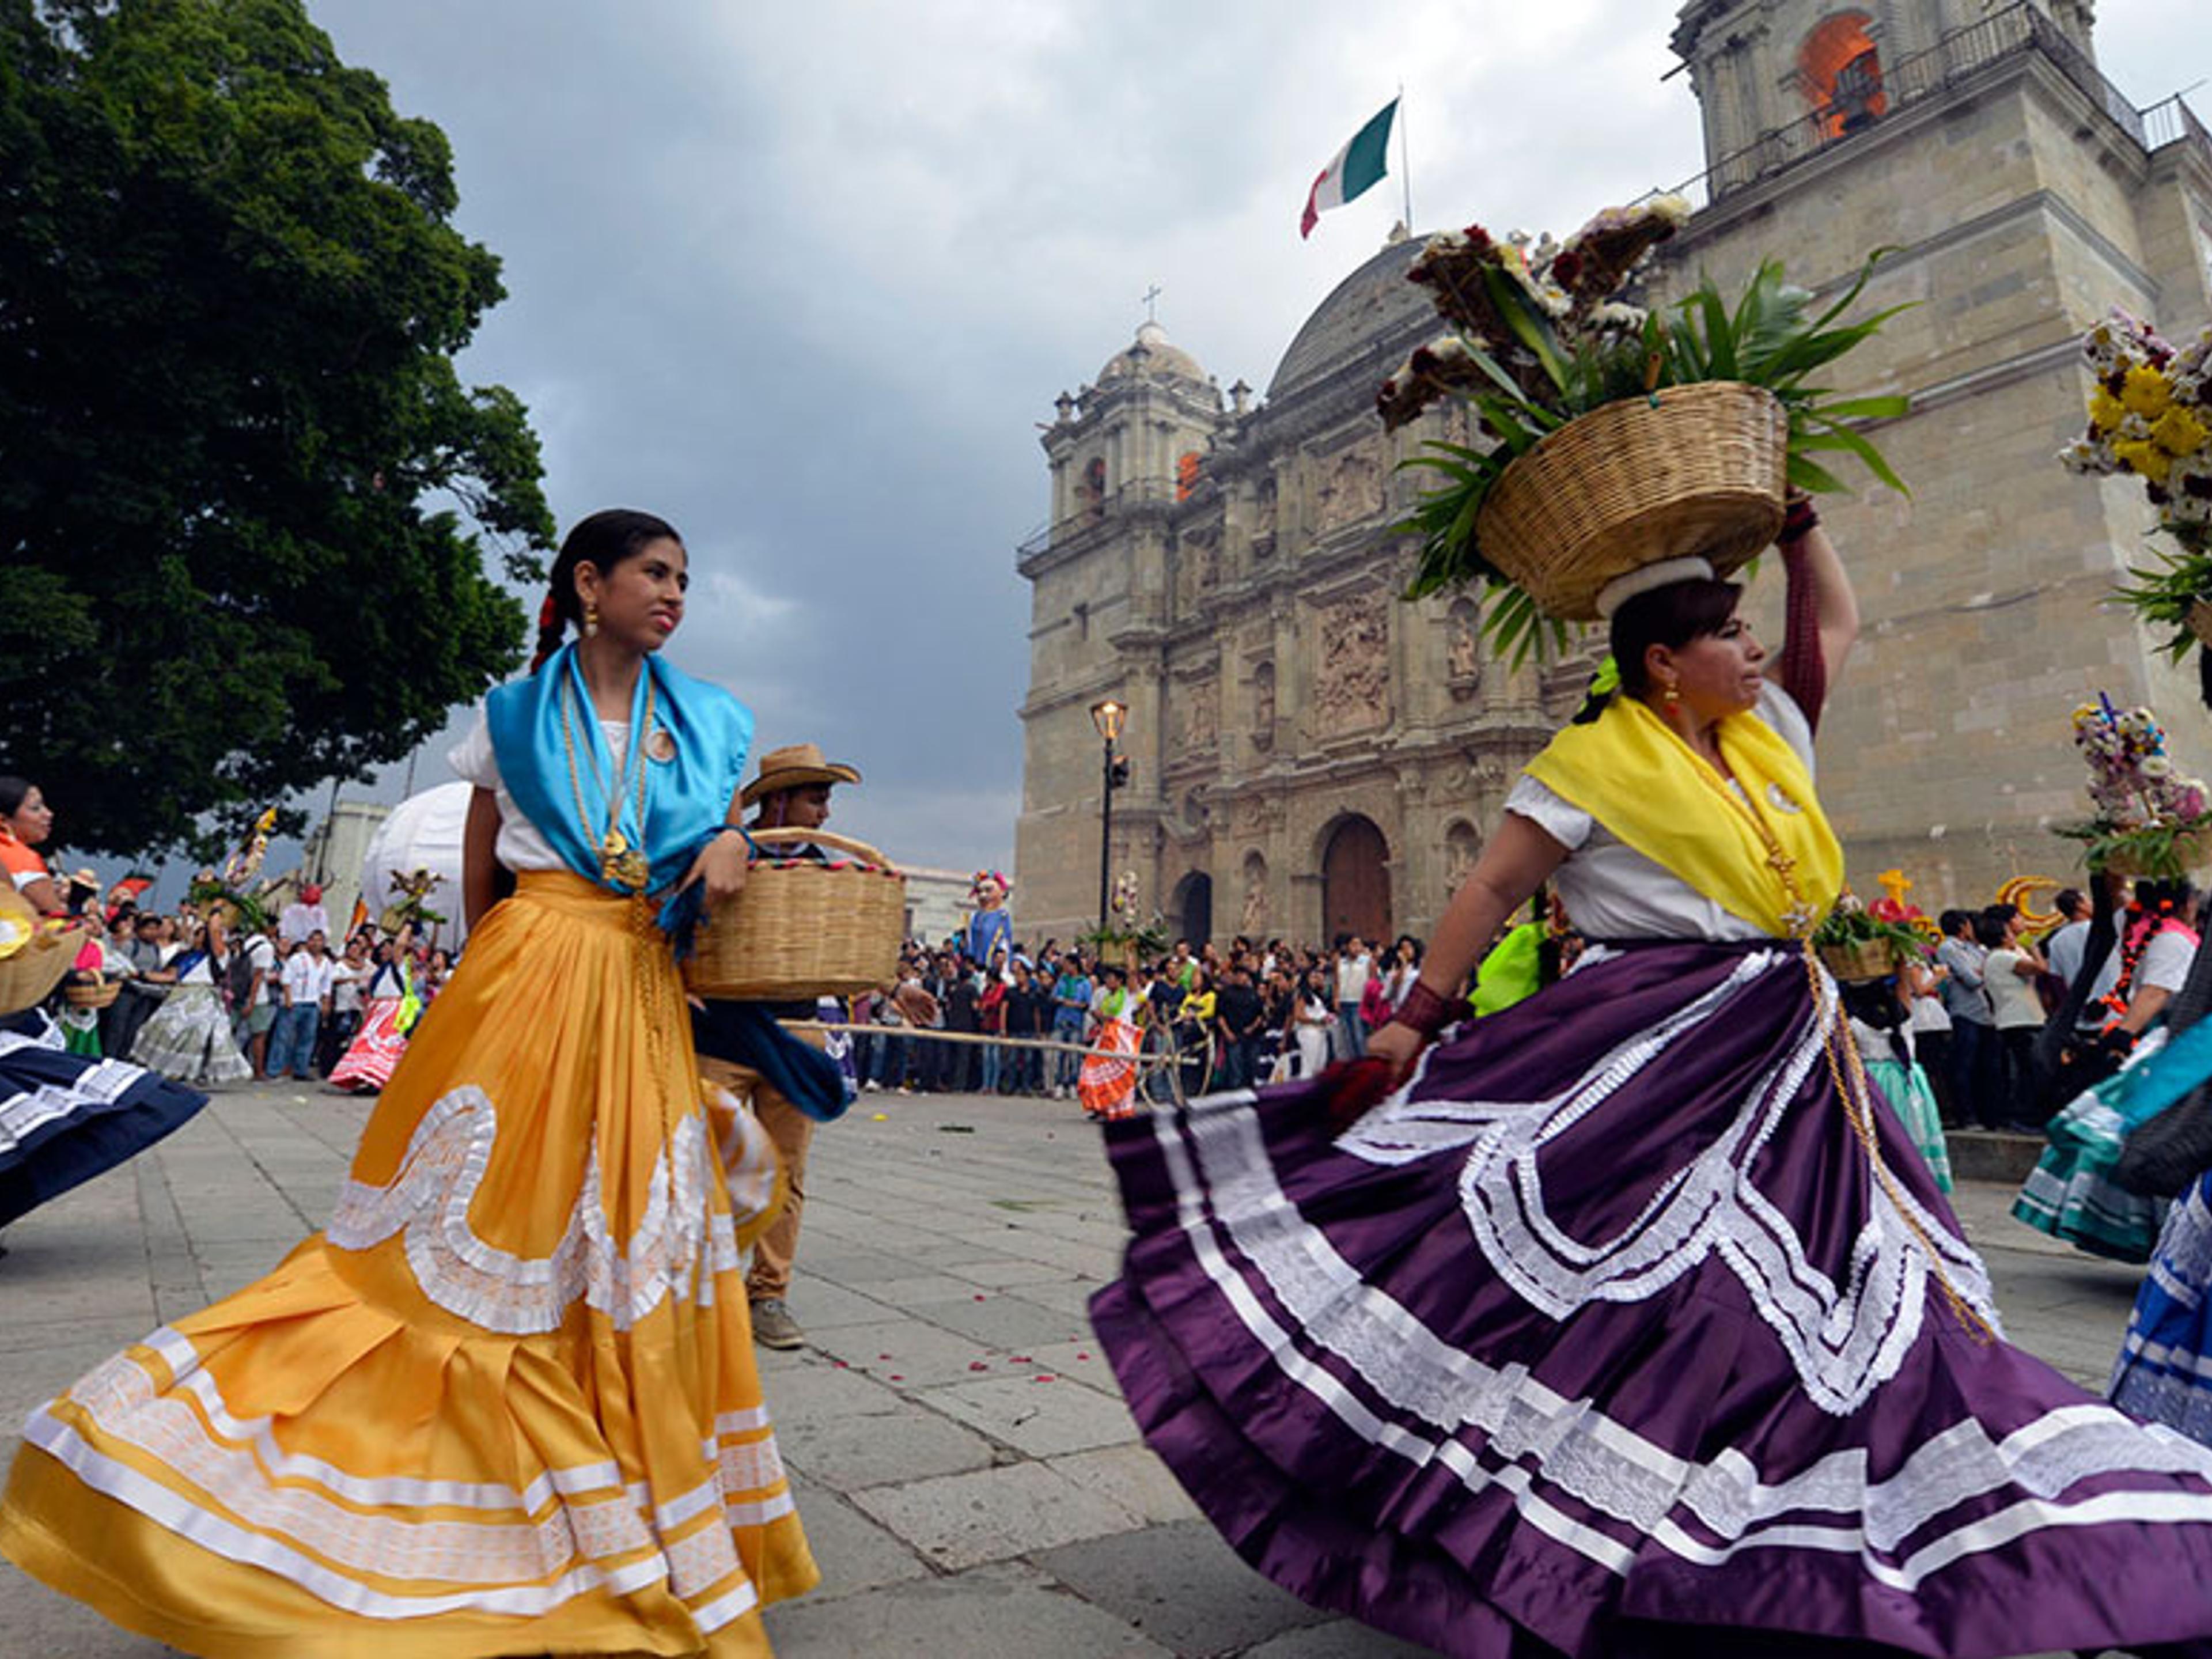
left=2, top=509, right=816, bottom=1656
left=0, top=776, right=63, bottom=916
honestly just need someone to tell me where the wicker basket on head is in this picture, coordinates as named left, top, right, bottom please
left=684, top=828, right=906, bottom=1001
left=1817, top=937, right=1899, bottom=984
left=64, top=973, right=121, bottom=1009
left=1475, top=380, right=1790, bottom=622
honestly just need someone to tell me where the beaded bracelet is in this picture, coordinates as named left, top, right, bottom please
left=1781, top=495, right=1821, bottom=544
left=1392, top=979, right=1459, bottom=1041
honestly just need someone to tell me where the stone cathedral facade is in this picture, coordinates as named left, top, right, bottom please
left=1015, top=0, right=2212, bottom=951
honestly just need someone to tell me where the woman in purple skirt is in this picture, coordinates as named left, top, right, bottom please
left=1091, top=505, right=2212, bottom=1657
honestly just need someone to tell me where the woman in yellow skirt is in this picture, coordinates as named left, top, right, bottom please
left=1, top=509, right=819, bottom=1656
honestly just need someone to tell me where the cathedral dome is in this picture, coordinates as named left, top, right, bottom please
left=1267, top=235, right=1431, bottom=401
left=1098, top=320, right=1209, bottom=388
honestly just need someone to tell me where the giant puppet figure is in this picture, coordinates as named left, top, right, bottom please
left=965, top=870, right=1013, bottom=969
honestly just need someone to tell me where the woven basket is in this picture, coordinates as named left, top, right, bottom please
left=64, top=974, right=121, bottom=1009
left=1818, top=937, right=1899, bottom=983
left=2189, top=599, right=2212, bottom=649
left=684, top=828, right=906, bottom=1001
left=1475, top=381, right=1790, bottom=621
left=2101, top=827, right=2212, bottom=878
left=0, top=933, right=74, bottom=1016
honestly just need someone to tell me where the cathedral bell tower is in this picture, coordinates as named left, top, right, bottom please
left=1015, top=323, right=1225, bottom=945
left=1658, top=0, right=2212, bottom=904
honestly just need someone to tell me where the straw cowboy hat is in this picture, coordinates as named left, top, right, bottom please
left=740, top=743, right=862, bottom=808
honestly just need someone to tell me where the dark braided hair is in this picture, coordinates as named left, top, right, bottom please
left=528, top=508, right=684, bottom=672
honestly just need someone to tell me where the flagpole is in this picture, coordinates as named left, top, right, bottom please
left=1399, top=82, right=1413, bottom=230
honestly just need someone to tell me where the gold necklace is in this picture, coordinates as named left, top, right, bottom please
left=1678, top=738, right=1993, bottom=1342
left=559, top=668, right=656, bottom=892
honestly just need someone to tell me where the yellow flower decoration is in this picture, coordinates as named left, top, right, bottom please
left=2089, top=389, right=2127, bottom=434
left=2115, top=438, right=2174, bottom=485
left=2122, top=365, right=2173, bottom=419
left=2153, top=404, right=2209, bottom=457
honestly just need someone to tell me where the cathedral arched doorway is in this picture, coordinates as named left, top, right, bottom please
left=1321, top=816, right=1391, bottom=946
left=1172, top=872, right=1213, bottom=949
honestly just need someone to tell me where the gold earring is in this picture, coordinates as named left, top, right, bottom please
left=1662, top=680, right=1681, bottom=704
left=582, top=599, right=600, bottom=638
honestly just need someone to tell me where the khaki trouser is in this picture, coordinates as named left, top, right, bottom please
left=698, top=1048, right=817, bottom=1305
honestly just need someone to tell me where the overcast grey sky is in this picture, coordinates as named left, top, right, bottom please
left=298, top=0, right=2188, bottom=882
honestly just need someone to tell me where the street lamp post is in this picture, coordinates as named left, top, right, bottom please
left=1090, top=698, right=1128, bottom=932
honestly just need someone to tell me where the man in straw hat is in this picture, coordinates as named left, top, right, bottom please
left=691, top=743, right=922, bottom=1351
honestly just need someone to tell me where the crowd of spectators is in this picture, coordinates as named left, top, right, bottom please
left=840, top=931, right=1426, bottom=1100
left=53, top=879, right=452, bottom=1084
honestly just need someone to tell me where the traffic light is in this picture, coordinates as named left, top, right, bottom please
left=1109, top=756, right=1132, bottom=789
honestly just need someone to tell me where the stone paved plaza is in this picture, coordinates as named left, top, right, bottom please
left=0, top=1081, right=2153, bottom=1658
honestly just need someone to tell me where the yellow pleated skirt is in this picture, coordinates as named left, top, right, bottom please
left=1, top=872, right=816, bottom=1657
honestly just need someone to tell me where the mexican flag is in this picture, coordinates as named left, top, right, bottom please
left=1300, top=99, right=1397, bottom=240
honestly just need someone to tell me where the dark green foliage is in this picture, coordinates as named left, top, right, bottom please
left=0, top=0, right=556, bottom=855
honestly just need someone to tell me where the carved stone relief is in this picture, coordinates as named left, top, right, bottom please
left=1254, top=476, right=1279, bottom=547
left=1444, top=819, right=1482, bottom=900
left=1240, top=852, right=1269, bottom=936
left=1251, top=661, right=1276, bottom=752
left=1172, top=524, right=1222, bottom=616
left=1179, top=677, right=1219, bottom=752
left=1313, top=590, right=1391, bottom=738
left=1446, top=599, right=1483, bottom=702
left=1313, top=442, right=1383, bottom=533
left=1232, top=794, right=1285, bottom=835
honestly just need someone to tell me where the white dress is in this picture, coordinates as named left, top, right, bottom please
left=127, top=955, right=251, bottom=1086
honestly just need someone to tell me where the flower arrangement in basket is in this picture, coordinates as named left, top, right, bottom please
left=378, top=868, right=448, bottom=936
left=1812, top=891, right=1923, bottom=983
left=188, top=805, right=280, bottom=932
left=1078, top=872, right=1170, bottom=970
left=2053, top=695, right=2212, bottom=878
left=1379, top=196, right=1909, bottom=661
left=2059, top=311, right=2212, bottom=666
left=1865, top=867, right=1939, bottom=943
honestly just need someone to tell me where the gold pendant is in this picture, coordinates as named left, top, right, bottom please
left=601, top=829, right=628, bottom=881
left=645, top=726, right=677, bottom=764
left=613, top=847, right=652, bottom=891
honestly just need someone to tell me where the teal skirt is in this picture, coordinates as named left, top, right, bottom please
left=2012, top=1027, right=2182, bottom=1262
left=1867, top=1056, right=1952, bottom=1192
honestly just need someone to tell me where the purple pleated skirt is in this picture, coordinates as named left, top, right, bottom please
left=1091, top=940, right=2212, bottom=1658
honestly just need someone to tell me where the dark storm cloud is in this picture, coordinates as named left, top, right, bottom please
left=287, top=0, right=2181, bottom=882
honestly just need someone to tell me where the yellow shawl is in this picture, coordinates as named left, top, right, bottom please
left=1523, top=692, right=1842, bottom=937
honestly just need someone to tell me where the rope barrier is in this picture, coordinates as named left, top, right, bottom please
left=780, top=1019, right=1200, bottom=1104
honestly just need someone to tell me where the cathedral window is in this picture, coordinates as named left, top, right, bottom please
left=1798, top=12, right=1887, bottom=139
left=1080, top=456, right=1107, bottom=519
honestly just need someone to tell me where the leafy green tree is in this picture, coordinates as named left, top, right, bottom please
left=0, top=0, right=555, bottom=855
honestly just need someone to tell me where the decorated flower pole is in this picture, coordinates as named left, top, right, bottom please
left=187, top=806, right=281, bottom=933
left=2055, top=312, right=2212, bottom=1190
